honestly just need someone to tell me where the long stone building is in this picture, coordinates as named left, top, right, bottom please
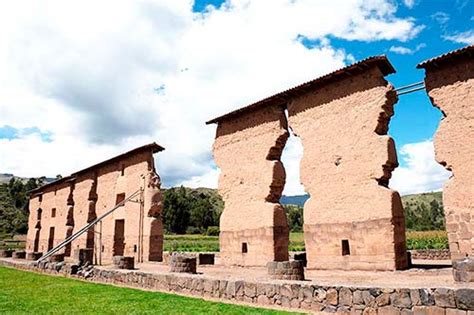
left=207, top=56, right=408, bottom=270
left=26, top=143, right=164, bottom=265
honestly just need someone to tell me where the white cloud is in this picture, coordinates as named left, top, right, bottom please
left=0, top=0, right=422, bottom=189
left=403, top=0, right=416, bottom=9
left=281, top=133, right=306, bottom=196
left=431, top=12, right=450, bottom=25
left=443, top=30, right=474, bottom=45
left=390, top=140, right=451, bottom=196
left=389, top=43, right=426, bottom=55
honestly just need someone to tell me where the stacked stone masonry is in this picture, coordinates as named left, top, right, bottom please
left=170, top=254, right=197, bottom=273
left=409, top=249, right=451, bottom=260
left=267, top=260, right=305, bottom=280
left=2, top=259, right=474, bottom=313
left=25, top=143, right=165, bottom=266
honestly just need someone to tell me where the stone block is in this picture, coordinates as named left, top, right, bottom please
left=113, top=256, right=135, bottom=270
left=50, top=253, right=65, bottom=263
left=435, top=288, right=456, bottom=308
left=0, top=249, right=13, bottom=257
left=74, top=248, right=93, bottom=265
left=169, top=254, right=196, bottom=274
left=455, top=289, right=474, bottom=311
left=12, top=251, right=26, bottom=259
left=26, top=252, right=42, bottom=260
left=453, top=258, right=474, bottom=283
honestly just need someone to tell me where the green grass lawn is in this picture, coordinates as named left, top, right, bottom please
left=0, top=267, right=295, bottom=315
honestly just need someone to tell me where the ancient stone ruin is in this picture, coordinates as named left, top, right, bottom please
left=207, top=106, right=290, bottom=266
left=418, top=45, right=474, bottom=280
left=208, top=56, right=408, bottom=270
left=25, top=143, right=165, bottom=265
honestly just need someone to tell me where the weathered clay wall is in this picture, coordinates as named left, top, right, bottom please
left=213, top=105, right=289, bottom=266
left=423, top=58, right=474, bottom=261
left=26, top=183, right=71, bottom=254
left=26, top=195, right=41, bottom=252
left=287, top=66, right=408, bottom=271
left=26, top=148, right=163, bottom=265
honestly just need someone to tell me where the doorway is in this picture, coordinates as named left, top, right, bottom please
left=34, top=229, right=40, bottom=252
left=48, top=227, right=55, bottom=251
left=113, top=219, right=125, bottom=256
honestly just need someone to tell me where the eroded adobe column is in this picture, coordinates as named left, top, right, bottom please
left=143, top=170, right=164, bottom=262
left=288, top=62, right=408, bottom=271
left=210, top=105, right=289, bottom=266
left=418, top=46, right=474, bottom=269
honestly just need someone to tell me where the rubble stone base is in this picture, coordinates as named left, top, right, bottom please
left=170, top=254, right=197, bottom=273
left=453, top=258, right=474, bottom=282
left=267, top=260, right=305, bottom=280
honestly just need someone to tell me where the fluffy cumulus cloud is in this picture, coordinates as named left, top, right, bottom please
left=0, top=0, right=423, bottom=192
left=390, top=141, right=451, bottom=196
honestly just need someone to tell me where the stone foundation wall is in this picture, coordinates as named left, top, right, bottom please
left=410, top=249, right=451, bottom=260
left=1, top=259, right=473, bottom=313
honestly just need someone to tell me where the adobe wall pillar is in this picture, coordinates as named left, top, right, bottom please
left=64, top=182, right=75, bottom=257
left=287, top=66, right=408, bottom=271
left=86, top=175, right=98, bottom=253
left=212, top=105, right=289, bottom=266
left=143, top=170, right=164, bottom=262
left=418, top=46, right=474, bottom=267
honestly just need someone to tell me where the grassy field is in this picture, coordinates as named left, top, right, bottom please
left=0, top=266, right=296, bottom=314
left=163, top=233, right=306, bottom=252
left=163, top=231, right=448, bottom=252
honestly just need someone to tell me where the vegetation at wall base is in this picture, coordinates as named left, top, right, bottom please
left=0, top=266, right=294, bottom=314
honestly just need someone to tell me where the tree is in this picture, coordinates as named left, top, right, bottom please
left=162, top=186, right=191, bottom=234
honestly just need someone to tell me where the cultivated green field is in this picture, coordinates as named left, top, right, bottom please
left=163, top=231, right=448, bottom=252
left=0, top=267, right=296, bottom=314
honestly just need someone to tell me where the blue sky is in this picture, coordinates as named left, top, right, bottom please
left=193, top=0, right=472, bottom=167
left=0, top=0, right=471, bottom=195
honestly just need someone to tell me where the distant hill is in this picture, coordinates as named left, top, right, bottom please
left=280, top=194, right=309, bottom=207
left=0, top=173, right=55, bottom=185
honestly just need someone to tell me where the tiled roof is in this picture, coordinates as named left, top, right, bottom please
left=30, top=142, right=164, bottom=194
left=417, top=45, right=474, bottom=69
left=206, top=55, right=395, bottom=124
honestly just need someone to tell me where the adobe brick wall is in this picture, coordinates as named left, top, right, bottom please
left=287, top=66, right=408, bottom=271
left=26, top=145, right=164, bottom=265
left=213, top=105, right=290, bottom=266
left=423, top=57, right=474, bottom=262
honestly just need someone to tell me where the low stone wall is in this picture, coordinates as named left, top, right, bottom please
left=1, top=259, right=473, bottom=313
left=409, top=249, right=451, bottom=260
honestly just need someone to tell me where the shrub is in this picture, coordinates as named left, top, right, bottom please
left=185, top=226, right=203, bottom=235
left=206, top=226, right=219, bottom=236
